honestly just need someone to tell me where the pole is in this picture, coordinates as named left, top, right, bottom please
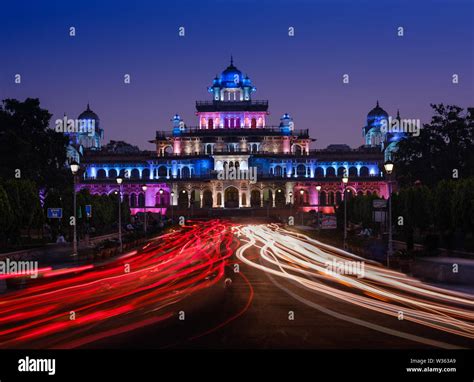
left=73, top=175, right=77, bottom=256
left=344, top=185, right=347, bottom=248
left=118, top=185, right=123, bottom=253
left=387, top=178, right=393, bottom=267
left=144, top=202, right=147, bottom=235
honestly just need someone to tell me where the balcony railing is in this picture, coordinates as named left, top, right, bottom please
left=154, top=126, right=309, bottom=139
left=81, top=173, right=385, bottom=183
left=195, top=100, right=269, bottom=112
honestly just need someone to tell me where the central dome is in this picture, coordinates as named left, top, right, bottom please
left=219, top=57, right=243, bottom=87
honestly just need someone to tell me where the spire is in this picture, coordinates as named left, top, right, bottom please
left=86, top=102, right=91, bottom=111
left=396, top=109, right=400, bottom=119
left=230, top=55, right=233, bottom=66
left=376, top=100, right=379, bottom=108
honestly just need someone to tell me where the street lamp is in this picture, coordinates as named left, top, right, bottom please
left=299, top=189, right=305, bottom=225
left=116, top=176, right=123, bottom=253
left=342, top=175, right=349, bottom=248
left=384, top=160, right=394, bottom=266
left=316, top=185, right=322, bottom=228
left=289, top=191, right=293, bottom=221
left=159, top=188, right=164, bottom=225
left=170, top=190, right=175, bottom=224
left=142, top=185, right=147, bottom=235
left=70, top=161, right=80, bottom=256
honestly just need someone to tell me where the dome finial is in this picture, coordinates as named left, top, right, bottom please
left=230, top=55, right=233, bottom=65
left=87, top=102, right=91, bottom=111
left=376, top=100, right=379, bottom=108
left=396, top=109, right=400, bottom=119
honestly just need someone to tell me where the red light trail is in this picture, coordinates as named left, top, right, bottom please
left=0, top=220, right=234, bottom=349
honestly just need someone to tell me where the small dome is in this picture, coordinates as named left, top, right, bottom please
left=78, top=103, right=99, bottom=121
left=367, top=101, right=388, bottom=119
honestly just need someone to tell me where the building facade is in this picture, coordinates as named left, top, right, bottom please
left=77, top=60, right=399, bottom=215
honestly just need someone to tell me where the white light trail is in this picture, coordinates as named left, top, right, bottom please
left=234, top=224, right=474, bottom=340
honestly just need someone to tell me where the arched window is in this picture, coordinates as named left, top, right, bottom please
left=328, top=191, right=335, bottom=205
left=349, top=166, right=358, bottom=177
left=359, top=166, right=369, bottom=177
left=208, top=118, right=214, bottom=129
left=203, top=190, right=213, bottom=207
left=297, top=164, right=306, bottom=177
left=251, top=118, right=257, bottom=128
left=108, top=169, right=117, bottom=179
left=275, top=166, right=282, bottom=177
left=181, top=166, right=190, bottom=178
left=337, top=167, right=347, bottom=177
left=130, top=193, right=137, bottom=208
left=131, top=169, right=140, bottom=179
left=319, top=191, right=327, bottom=206
left=138, top=193, right=145, bottom=207
left=315, top=167, right=324, bottom=178
left=326, top=167, right=336, bottom=177
left=336, top=191, right=342, bottom=204
left=97, top=169, right=106, bottom=179
left=142, top=168, right=150, bottom=180
left=250, top=190, right=261, bottom=207
left=158, top=166, right=167, bottom=178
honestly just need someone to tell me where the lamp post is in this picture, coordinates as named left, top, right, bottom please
left=70, top=161, right=80, bottom=256
left=342, top=175, right=349, bottom=248
left=116, top=176, right=123, bottom=253
left=316, top=185, right=321, bottom=229
left=384, top=160, right=394, bottom=267
left=289, top=191, right=293, bottom=222
left=299, top=189, right=305, bottom=225
left=159, top=188, right=164, bottom=225
left=170, top=190, right=175, bottom=224
left=142, top=185, right=147, bottom=235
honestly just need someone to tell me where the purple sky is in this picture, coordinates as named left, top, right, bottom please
left=1, top=0, right=473, bottom=150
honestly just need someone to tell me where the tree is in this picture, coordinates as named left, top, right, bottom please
left=394, top=104, right=474, bottom=187
left=4, top=179, right=43, bottom=239
left=0, top=185, right=14, bottom=245
left=0, top=98, right=70, bottom=189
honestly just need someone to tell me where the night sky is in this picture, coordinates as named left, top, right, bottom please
left=1, top=0, right=472, bottom=150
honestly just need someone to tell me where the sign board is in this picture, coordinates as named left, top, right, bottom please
left=85, top=205, right=92, bottom=218
left=372, top=199, right=387, bottom=209
left=374, top=211, right=386, bottom=223
left=321, top=215, right=337, bottom=229
left=47, top=208, right=63, bottom=219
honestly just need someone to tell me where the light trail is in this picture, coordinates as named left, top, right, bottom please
left=0, top=220, right=234, bottom=348
left=234, top=224, right=474, bottom=341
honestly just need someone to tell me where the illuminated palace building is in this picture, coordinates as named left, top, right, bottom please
left=77, top=59, right=401, bottom=215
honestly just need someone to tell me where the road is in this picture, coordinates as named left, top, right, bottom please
left=0, top=220, right=472, bottom=349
